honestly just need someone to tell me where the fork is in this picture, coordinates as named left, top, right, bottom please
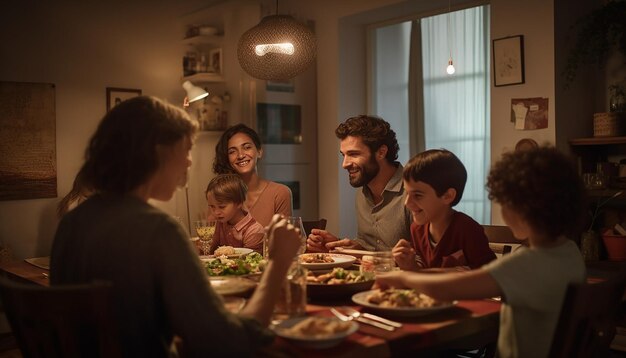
left=339, top=306, right=403, bottom=328
left=330, top=307, right=395, bottom=332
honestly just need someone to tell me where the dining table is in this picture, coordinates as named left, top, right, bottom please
left=0, top=259, right=501, bottom=357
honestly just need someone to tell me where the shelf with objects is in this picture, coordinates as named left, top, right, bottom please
left=182, top=25, right=225, bottom=83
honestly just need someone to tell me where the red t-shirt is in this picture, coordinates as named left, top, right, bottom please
left=410, top=211, right=496, bottom=269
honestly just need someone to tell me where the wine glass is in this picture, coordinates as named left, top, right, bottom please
left=194, top=220, right=216, bottom=256
left=286, top=216, right=307, bottom=255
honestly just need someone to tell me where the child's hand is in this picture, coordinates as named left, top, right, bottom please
left=266, top=214, right=300, bottom=264
left=392, top=239, right=420, bottom=271
left=373, top=271, right=407, bottom=290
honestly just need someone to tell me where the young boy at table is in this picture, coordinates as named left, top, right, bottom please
left=376, top=146, right=586, bottom=358
left=392, top=149, right=496, bottom=271
left=206, top=174, right=265, bottom=254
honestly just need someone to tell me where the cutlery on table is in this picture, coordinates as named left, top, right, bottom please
left=330, top=307, right=395, bottom=332
left=339, top=306, right=402, bottom=328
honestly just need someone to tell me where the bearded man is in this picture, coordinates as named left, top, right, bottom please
left=306, top=115, right=412, bottom=251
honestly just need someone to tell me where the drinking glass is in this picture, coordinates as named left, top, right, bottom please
left=286, top=216, right=307, bottom=255
left=194, top=220, right=216, bottom=255
left=372, top=251, right=395, bottom=274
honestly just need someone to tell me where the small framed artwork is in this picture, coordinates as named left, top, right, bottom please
left=492, top=35, right=525, bottom=87
left=106, top=87, right=142, bottom=111
left=209, top=48, right=222, bottom=75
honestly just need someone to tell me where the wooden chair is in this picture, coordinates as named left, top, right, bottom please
left=482, top=225, right=524, bottom=257
left=549, top=272, right=626, bottom=358
left=0, top=278, right=122, bottom=358
left=302, top=218, right=327, bottom=237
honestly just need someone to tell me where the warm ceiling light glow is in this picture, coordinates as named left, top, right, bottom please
left=254, top=43, right=294, bottom=56
left=446, top=58, right=456, bottom=75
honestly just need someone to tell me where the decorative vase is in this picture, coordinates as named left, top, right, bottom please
left=601, top=233, right=626, bottom=261
left=580, top=231, right=600, bottom=261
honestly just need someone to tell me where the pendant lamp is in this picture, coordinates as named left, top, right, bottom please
left=238, top=14, right=316, bottom=80
left=446, top=0, right=455, bottom=75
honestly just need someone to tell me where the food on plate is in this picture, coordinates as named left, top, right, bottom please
left=300, top=253, right=335, bottom=264
left=306, top=268, right=371, bottom=285
left=214, top=246, right=236, bottom=256
left=281, top=317, right=352, bottom=338
left=205, top=252, right=265, bottom=276
left=366, top=289, right=438, bottom=308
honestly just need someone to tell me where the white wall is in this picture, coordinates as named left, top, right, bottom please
left=0, top=0, right=214, bottom=258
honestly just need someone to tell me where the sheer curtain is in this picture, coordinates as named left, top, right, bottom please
left=420, top=6, right=490, bottom=223
left=372, top=5, right=490, bottom=223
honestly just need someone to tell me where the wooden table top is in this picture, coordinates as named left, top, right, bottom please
left=0, top=259, right=500, bottom=356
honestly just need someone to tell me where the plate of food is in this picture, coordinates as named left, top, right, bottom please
left=203, top=252, right=266, bottom=277
left=213, top=246, right=254, bottom=258
left=298, top=253, right=357, bottom=270
left=306, top=268, right=375, bottom=300
left=272, top=316, right=358, bottom=349
left=208, top=276, right=257, bottom=297
left=352, top=289, right=456, bottom=317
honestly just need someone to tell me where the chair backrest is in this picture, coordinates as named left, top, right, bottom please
left=302, top=218, right=327, bottom=237
left=482, top=225, right=523, bottom=257
left=549, top=272, right=626, bottom=358
left=0, top=278, right=122, bottom=358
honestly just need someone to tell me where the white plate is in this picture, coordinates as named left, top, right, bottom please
left=208, top=276, right=257, bottom=296
left=202, top=248, right=255, bottom=259
left=352, top=290, right=456, bottom=317
left=298, top=254, right=357, bottom=270
left=273, top=316, right=358, bottom=349
left=25, top=256, right=50, bottom=270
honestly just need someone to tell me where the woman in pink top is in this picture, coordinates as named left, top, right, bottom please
left=213, top=124, right=292, bottom=226
left=206, top=174, right=265, bottom=254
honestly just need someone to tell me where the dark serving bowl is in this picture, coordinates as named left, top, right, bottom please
left=306, top=270, right=375, bottom=301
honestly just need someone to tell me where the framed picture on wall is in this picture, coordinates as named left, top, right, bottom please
left=209, top=48, right=222, bottom=75
left=106, top=87, right=142, bottom=111
left=492, top=35, right=525, bottom=87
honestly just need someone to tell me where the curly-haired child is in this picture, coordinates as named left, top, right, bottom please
left=375, top=146, right=586, bottom=357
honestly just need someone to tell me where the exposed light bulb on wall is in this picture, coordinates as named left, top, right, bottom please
left=254, top=43, right=295, bottom=56
left=446, top=58, right=455, bottom=75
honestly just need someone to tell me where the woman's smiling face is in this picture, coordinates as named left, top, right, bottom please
left=227, top=132, right=262, bottom=175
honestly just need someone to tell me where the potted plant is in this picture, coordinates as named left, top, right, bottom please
left=582, top=190, right=623, bottom=260
left=563, top=0, right=626, bottom=88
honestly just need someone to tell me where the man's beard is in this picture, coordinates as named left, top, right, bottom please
left=349, top=155, right=380, bottom=187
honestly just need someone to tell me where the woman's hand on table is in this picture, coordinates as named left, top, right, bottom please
left=392, top=239, right=420, bottom=271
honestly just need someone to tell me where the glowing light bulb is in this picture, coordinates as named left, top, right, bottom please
left=446, top=58, right=455, bottom=75
left=254, top=43, right=294, bottom=56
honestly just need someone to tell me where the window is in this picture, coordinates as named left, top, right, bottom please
left=371, top=5, right=491, bottom=223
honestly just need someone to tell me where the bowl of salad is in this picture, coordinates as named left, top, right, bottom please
left=306, top=267, right=375, bottom=300
left=203, top=252, right=266, bottom=277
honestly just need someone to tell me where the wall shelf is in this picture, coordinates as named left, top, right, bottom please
left=182, top=72, right=224, bottom=83
left=182, top=35, right=223, bottom=47
left=570, top=136, right=626, bottom=146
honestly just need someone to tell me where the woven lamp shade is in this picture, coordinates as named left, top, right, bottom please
left=238, top=15, right=316, bottom=80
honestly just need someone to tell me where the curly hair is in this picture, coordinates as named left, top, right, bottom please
left=80, top=96, right=197, bottom=194
left=335, top=115, right=399, bottom=163
left=403, top=149, right=467, bottom=207
left=213, top=124, right=262, bottom=174
left=205, top=174, right=247, bottom=204
left=486, top=146, right=585, bottom=239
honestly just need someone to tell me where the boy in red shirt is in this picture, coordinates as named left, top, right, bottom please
left=393, top=149, right=495, bottom=270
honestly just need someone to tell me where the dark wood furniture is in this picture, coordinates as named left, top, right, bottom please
left=549, top=271, right=626, bottom=357
left=0, top=277, right=122, bottom=358
left=302, top=218, right=327, bottom=237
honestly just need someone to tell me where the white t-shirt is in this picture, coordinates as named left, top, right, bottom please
left=482, top=240, right=586, bottom=358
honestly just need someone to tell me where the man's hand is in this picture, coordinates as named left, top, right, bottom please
left=392, top=239, right=420, bottom=271
left=306, top=229, right=338, bottom=252
left=325, top=238, right=362, bottom=251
